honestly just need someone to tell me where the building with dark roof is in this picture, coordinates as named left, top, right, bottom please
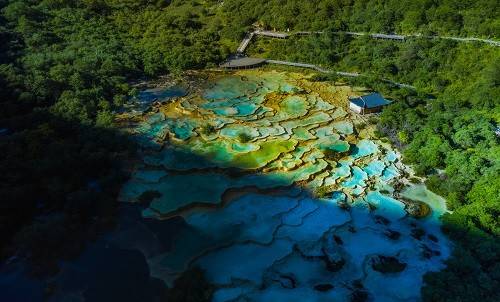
left=349, top=93, right=391, bottom=114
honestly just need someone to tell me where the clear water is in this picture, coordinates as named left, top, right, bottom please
left=133, top=86, right=187, bottom=112
left=120, top=70, right=451, bottom=301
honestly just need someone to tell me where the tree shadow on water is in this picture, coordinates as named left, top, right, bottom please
left=0, top=110, right=494, bottom=302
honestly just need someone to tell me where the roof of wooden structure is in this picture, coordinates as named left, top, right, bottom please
left=349, top=93, right=391, bottom=108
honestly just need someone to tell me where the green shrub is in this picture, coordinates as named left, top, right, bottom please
left=237, top=132, right=253, bottom=143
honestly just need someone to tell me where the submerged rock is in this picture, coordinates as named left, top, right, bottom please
left=333, top=235, right=344, bottom=245
left=350, top=289, right=369, bottom=302
left=411, top=228, right=426, bottom=240
left=295, top=238, right=346, bottom=272
left=137, top=190, right=162, bottom=206
left=371, top=255, right=407, bottom=274
left=314, top=283, right=334, bottom=292
left=421, top=244, right=441, bottom=259
left=337, top=200, right=351, bottom=210
left=272, top=274, right=297, bottom=289
left=374, top=214, right=390, bottom=225
left=384, top=229, right=401, bottom=240
left=404, top=199, right=431, bottom=218
left=350, top=281, right=369, bottom=302
left=428, top=234, right=439, bottom=242
left=322, top=147, right=351, bottom=162
left=324, top=254, right=346, bottom=272
left=322, top=242, right=346, bottom=272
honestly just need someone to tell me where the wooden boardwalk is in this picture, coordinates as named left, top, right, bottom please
left=237, top=30, right=289, bottom=54
left=220, top=57, right=266, bottom=69
left=254, top=30, right=289, bottom=39
left=236, top=29, right=499, bottom=54
left=222, top=27, right=500, bottom=89
left=265, top=60, right=359, bottom=76
left=294, top=31, right=500, bottom=45
left=236, top=30, right=411, bottom=55
left=431, top=35, right=500, bottom=47
left=234, top=30, right=456, bottom=54
left=237, top=32, right=255, bottom=53
left=220, top=57, right=414, bottom=89
left=265, top=60, right=413, bottom=88
left=292, top=31, right=406, bottom=40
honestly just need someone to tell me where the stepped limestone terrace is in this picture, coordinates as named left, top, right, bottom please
left=118, top=70, right=451, bottom=302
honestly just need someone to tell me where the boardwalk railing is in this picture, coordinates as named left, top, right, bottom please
left=237, top=32, right=255, bottom=53
left=227, top=27, right=500, bottom=89
left=265, top=60, right=414, bottom=89
left=237, top=30, right=289, bottom=53
left=265, top=60, right=357, bottom=76
left=254, top=30, right=288, bottom=39
left=296, top=31, right=500, bottom=45
left=427, top=35, right=500, bottom=47
left=237, top=29, right=500, bottom=53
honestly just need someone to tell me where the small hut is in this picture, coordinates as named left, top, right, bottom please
left=349, top=93, right=391, bottom=114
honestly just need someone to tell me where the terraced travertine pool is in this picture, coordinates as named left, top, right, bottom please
left=119, top=70, right=450, bottom=302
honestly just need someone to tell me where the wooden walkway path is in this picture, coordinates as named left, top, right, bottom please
left=220, top=57, right=414, bottom=89
left=237, top=30, right=289, bottom=53
left=297, top=31, right=500, bottom=46
left=237, top=32, right=255, bottom=53
left=292, top=31, right=406, bottom=41
left=255, top=30, right=289, bottom=39
left=265, top=60, right=358, bottom=76
left=225, top=27, right=500, bottom=89
left=265, top=60, right=414, bottom=89
left=236, top=29, right=500, bottom=54
left=430, top=35, right=500, bottom=47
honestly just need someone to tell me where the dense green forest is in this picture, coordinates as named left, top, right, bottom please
left=220, top=0, right=499, bottom=39
left=0, top=0, right=498, bottom=301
